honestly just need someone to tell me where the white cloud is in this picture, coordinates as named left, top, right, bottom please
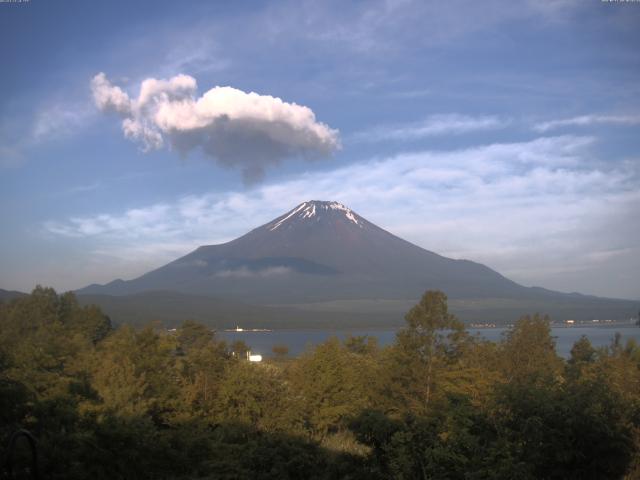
left=91, top=72, right=341, bottom=182
left=534, top=114, right=640, bottom=132
left=350, top=114, right=509, bottom=143
left=45, top=134, right=640, bottom=298
left=91, top=73, right=133, bottom=115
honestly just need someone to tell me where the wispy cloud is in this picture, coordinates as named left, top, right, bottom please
left=350, top=114, right=509, bottom=143
left=282, top=0, right=581, bottom=55
left=0, top=101, right=95, bottom=168
left=534, top=114, right=640, bottom=132
left=45, top=203, right=175, bottom=238
left=215, top=266, right=293, bottom=278
left=31, top=103, right=95, bottom=142
left=47, top=182, right=103, bottom=199
left=161, top=35, right=231, bottom=77
left=44, top=134, right=640, bottom=298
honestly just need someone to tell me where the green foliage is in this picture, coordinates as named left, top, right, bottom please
left=499, top=313, right=564, bottom=385
left=176, top=319, right=215, bottom=352
left=349, top=409, right=402, bottom=459
left=214, top=361, right=298, bottom=432
left=1, top=287, right=638, bottom=479
left=569, top=335, right=596, bottom=364
left=384, top=290, right=470, bottom=414
left=288, top=337, right=380, bottom=436
left=350, top=396, right=493, bottom=479
left=172, top=320, right=228, bottom=422
left=344, top=335, right=378, bottom=356
left=230, top=339, right=250, bottom=358
left=487, top=379, right=635, bottom=479
left=0, top=286, right=112, bottom=402
left=566, top=335, right=597, bottom=380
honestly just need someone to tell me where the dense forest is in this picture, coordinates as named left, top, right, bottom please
left=1, top=287, right=639, bottom=479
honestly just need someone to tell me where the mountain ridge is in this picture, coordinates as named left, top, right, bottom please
left=0, top=288, right=28, bottom=302
left=76, top=200, right=638, bottom=324
left=76, top=201, right=587, bottom=301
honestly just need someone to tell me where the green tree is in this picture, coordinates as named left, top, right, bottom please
left=351, top=396, right=493, bottom=480
left=499, top=313, right=563, bottom=386
left=385, top=290, right=468, bottom=413
left=569, top=335, right=596, bottom=364
left=288, top=337, right=379, bottom=436
left=566, top=335, right=596, bottom=380
left=173, top=320, right=228, bottom=422
left=86, top=325, right=182, bottom=424
left=0, top=286, right=110, bottom=400
left=214, top=361, right=297, bottom=432
left=230, top=339, right=250, bottom=359
left=587, top=336, right=640, bottom=478
left=344, top=335, right=378, bottom=356
left=176, top=319, right=214, bottom=352
left=487, top=379, right=635, bottom=479
left=59, top=291, right=112, bottom=344
left=88, top=326, right=151, bottom=416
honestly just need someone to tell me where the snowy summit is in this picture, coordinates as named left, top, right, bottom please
left=269, top=201, right=362, bottom=231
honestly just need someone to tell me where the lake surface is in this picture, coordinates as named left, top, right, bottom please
left=219, top=326, right=640, bottom=358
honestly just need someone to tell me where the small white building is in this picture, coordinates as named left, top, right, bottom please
left=247, top=351, right=262, bottom=362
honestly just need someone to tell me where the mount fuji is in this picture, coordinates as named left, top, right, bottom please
left=77, top=200, right=637, bottom=326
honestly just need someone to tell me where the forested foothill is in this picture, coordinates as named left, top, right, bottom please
left=1, top=287, right=638, bottom=479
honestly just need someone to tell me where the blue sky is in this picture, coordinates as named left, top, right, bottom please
left=1, top=0, right=639, bottom=300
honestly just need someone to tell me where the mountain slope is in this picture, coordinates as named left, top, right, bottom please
left=77, top=200, right=638, bottom=323
left=0, top=288, right=27, bottom=302
left=79, top=201, right=539, bottom=301
left=76, top=290, right=402, bottom=329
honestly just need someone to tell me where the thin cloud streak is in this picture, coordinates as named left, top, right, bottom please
left=350, top=114, right=509, bottom=143
left=534, top=114, right=640, bottom=132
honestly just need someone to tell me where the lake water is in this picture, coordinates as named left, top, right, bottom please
left=219, top=326, right=640, bottom=358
